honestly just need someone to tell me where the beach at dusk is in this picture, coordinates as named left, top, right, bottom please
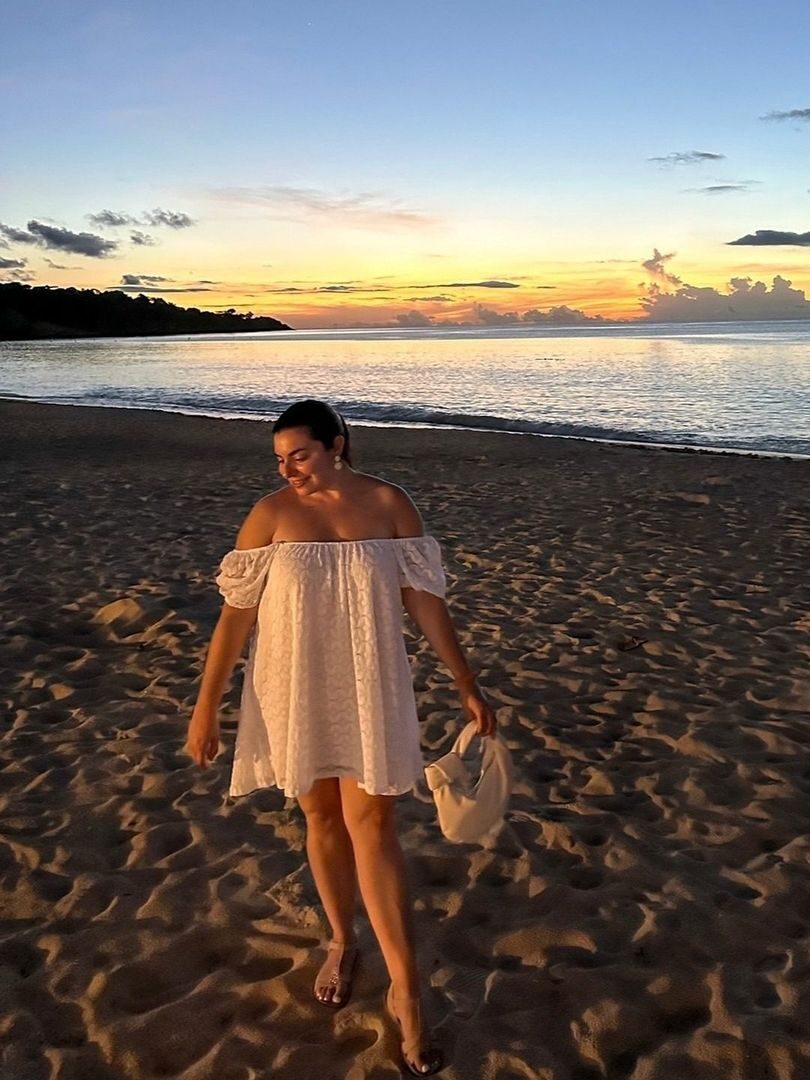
left=2, top=398, right=809, bottom=1076
left=3, top=1, right=810, bottom=1076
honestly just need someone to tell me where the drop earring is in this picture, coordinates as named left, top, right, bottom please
left=333, top=454, right=343, bottom=471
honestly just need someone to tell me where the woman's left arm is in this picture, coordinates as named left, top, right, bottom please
left=401, top=588, right=497, bottom=738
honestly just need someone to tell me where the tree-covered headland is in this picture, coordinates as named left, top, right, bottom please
left=0, top=283, right=292, bottom=339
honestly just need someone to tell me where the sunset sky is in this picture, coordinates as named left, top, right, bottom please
left=2, top=1, right=810, bottom=329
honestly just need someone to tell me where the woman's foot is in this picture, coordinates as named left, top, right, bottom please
left=385, top=983, right=444, bottom=1075
left=314, top=939, right=358, bottom=1008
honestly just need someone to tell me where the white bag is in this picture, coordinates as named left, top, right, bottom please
left=424, top=721, right=513, bottom=844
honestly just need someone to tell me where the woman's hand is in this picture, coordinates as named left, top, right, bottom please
left=459, top=685, right=497, bottom=739
left=185, top=707, right=220, bottom=767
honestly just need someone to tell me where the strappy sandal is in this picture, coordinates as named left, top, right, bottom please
left=385, top=983, right=444, bottom=1076
left=314, top=940, right=358, bottom=1009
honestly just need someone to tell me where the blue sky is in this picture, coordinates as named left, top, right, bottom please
left=2, top=0, right=810, bottom=326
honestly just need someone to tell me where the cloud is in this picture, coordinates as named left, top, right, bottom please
left=120, top=273, right=173, bottom=286
left=394, top=310, right=433, bottom=327
left=648, top=151, right=725, bottom=167
left=640, top=274, right=810, bottom=321
left=207, top=185, right=438, bottom=231
left=21, top=220, right=118, bottom=257
left=0, top=256, right=26, bottom=269
left=44, top=257, right=81, bottom=269
left=642, top=248, right=682, bottom=286
left=0, top=266, right=36, bottom=282
left=435, top=279, right=518, bottom=289
left=88, top=210, right=137, bottom=227
left=761, top=108, right=810, bottom=122
left=114, top=284, right=214, bottom=293
left=258, top=279, right=520, bottom=296
left=727, top=229, right=810, bottom=246
left=0, top=222, right=36, bottom=244
left=403, top=294, right=454, bottom=302
left=684, top=182, right=759, bottom=194
left=130, top=230, right=155, bottom=246
left=142, top=208, right=194, bottom=229
left=474, top=303, right=607, bottom=326
left=88, top=207, right=195, bottom=230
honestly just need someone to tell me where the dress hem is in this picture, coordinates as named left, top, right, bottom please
left=229, top=765, right=422, bottom=800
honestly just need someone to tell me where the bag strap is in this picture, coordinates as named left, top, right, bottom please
left=453, top=720, right=480, bottom=757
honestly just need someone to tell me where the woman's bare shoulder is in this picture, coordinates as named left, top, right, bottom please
left=234, top=489, right=288, bottom=549
left=368, top=478, right=424, bottom=535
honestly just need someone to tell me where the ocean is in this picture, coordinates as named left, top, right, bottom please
left=2, top=320, right=810, bottom=457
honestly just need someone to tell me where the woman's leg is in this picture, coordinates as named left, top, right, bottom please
left=338, top=778, right=419, bottom=993
left=339, top=779, right=441, bottom=1072
left=298, top=777, right=359, bottom=947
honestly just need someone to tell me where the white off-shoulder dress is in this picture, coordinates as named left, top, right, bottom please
left=215, top=536, right=447, bottom=799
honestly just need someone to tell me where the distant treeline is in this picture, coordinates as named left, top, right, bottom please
left=0, top=283, right=292, bottom=340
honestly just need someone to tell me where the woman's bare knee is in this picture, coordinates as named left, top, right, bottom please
left=339, top=780, right=397, bottom=839
left=298, top=777, right=343, bottom=828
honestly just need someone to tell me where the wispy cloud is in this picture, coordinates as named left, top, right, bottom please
left=205, top=185, right=439, bottom=230
left=115, top=272, right=214, bottom=293
left=258, top=278, right=520, bottom=296
left=44, top=257, right=81, bottom=270
left=648, top=150, right=725, bottom=167
left=641, top=249, right=682, bottom=286
left=760, top=108, right=810, bottom=122
left=0, top=256, right=26, bottom=269
left=130, top=231, right=155, bottom=246
left=684, top=181, right=760, bottom=194
left=727, top=229, right=810, bottom=246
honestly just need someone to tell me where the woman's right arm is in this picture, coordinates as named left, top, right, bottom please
left=184, top=496, right=277, bottom=767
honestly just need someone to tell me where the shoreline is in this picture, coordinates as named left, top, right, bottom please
left=3, top=394, right=809, bottom=462
left=2, top=397, right=809, bottom=1077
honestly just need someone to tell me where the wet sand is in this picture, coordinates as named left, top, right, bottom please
left=2, top=398, right=809, bottom=1078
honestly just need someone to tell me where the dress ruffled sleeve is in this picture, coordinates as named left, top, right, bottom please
left=395, top=535, right=447, bottom=598
left=215, top=547, right=276, bottom=608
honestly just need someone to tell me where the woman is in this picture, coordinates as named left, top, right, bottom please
left=185, top=399, right=496, bottom=1076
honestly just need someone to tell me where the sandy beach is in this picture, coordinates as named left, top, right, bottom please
left=2, top=397, right=809, bottom=1079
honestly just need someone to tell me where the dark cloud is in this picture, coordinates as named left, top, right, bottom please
left=114, top=284, right=214, bottom=293
left=0, top=222, right=36, bottom=244
left=120, top=274, right=172, bottom=286
left=44, top=257, right=80, bottom=269
left=24, top=220, right=118, bottom=257
left=648, top=151, right=725, bottom=167
left=641, top=274, right=810, bottom=321
left=143, top=208, right=195, bottom=229
left=438, top=279, right=518, bottom=289
left=728, top=229, right=810, bottom=246
left=88, top=210, right=138, bottom=227
left=475, top=303, right=606, bottom=326
left=684, top=183, right=757, bottom=194
left=394, top=310, right=433, bottom=327
left=761, top=108, right=810, bottom=122
left=88, top=207, right=195, bottom=230
left=404, top=294, right=454, bottom=302
left=0, top=256, right=26, bottom=269
left=642, top=249, right=682, bottom=286
left=130, top=230, right=155, bottom=246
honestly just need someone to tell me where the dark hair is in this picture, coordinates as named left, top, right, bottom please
left=272, top=399, right=353, bottom=466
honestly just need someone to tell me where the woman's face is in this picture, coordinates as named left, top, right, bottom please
left=274, top=427, right=340, bottom=493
